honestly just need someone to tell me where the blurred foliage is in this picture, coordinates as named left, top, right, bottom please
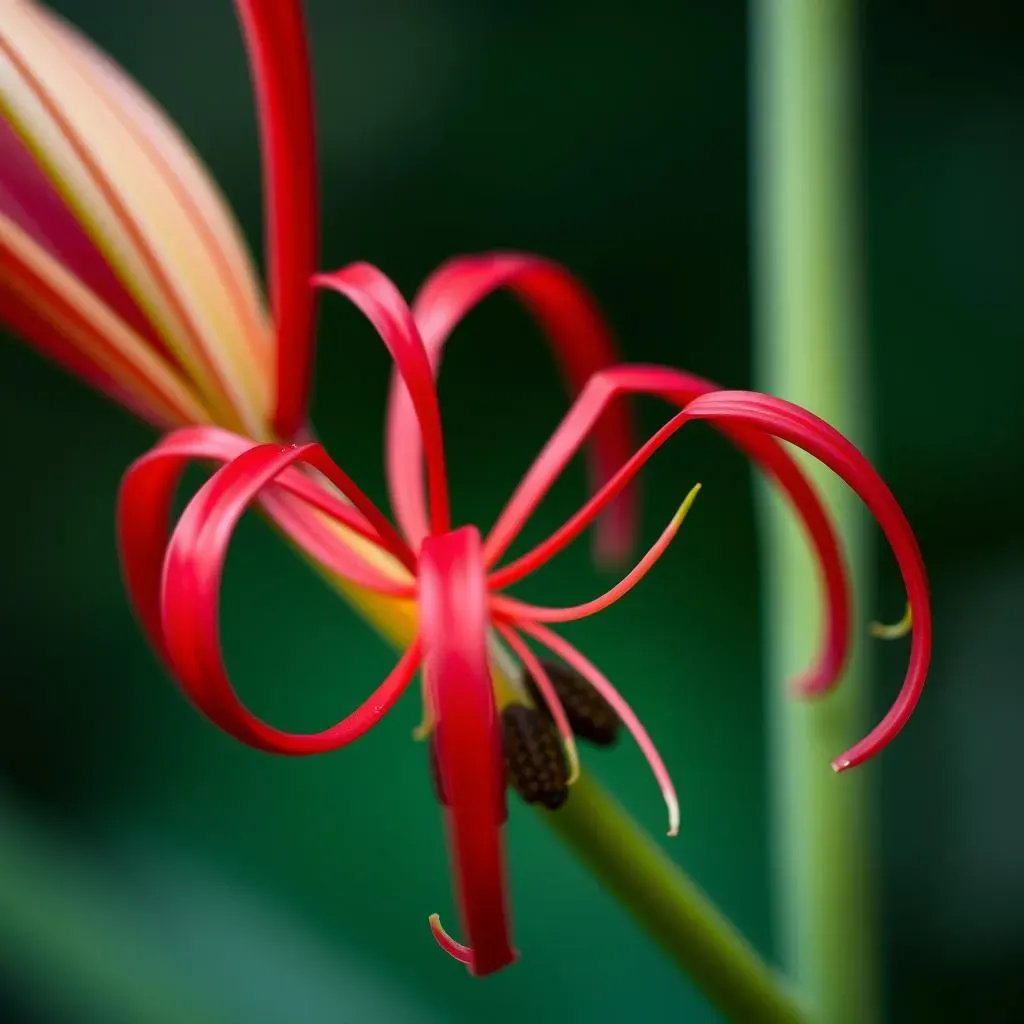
left=0, top=0, right=1022, bottom=1021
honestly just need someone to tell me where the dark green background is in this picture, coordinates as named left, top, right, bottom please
left=1, top=1, right=1022, bottom=1021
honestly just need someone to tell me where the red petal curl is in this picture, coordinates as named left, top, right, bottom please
left=315, top=263, right=450, bottom=540
left=386, top=253, right=636, bottom=558
left=487, top=365, right=851, bottom=697
left=158, top=442, right=420, bottom=753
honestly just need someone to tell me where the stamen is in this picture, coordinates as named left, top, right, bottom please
left=501, top=704, right=570, bottom=810
left=428, top=914, right=473, bottom=965
left=518, top=620, right=680, bottom=836
left=492, top=484, right=701, bottom=624
left=680, top=389, right=931, bottom=770
left=522, top=659, right=620, bottom=748
left=870, top=602, right=912, bottom=640
left=496, top=624, right=580, bottom=783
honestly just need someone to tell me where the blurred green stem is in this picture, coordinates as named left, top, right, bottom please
left=0, top=797, right=223, bottom=1024
left=548, top=774, right=803, bottom=1023
left=751, top=2, right=879, bottom=1022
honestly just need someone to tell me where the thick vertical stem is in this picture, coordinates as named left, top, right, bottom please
left=751, top=2, right=879, bottom=1021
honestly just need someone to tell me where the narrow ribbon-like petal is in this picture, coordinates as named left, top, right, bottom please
left=486, top=364, right=851, bottom=697
left=159, top=443, right=421, bottom=752
left=117, top=428, right=410, bottom=664
left=386, top=253, right=637, bottom=557
left=316, top=264, right=451, bottom=538
left=678, top=390, right=931, bottom=770
left=232, top=0, right=318, bottom=439
left=419, top=526, right=517, bottom=976
left=499, top=384, right=929, bottom=768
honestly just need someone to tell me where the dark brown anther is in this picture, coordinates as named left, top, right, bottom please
left=523, top=660, right=621, bottom=747
left=501, top=704, right=569, bottom=810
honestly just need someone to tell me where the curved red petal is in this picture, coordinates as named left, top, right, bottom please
left=315, top=264, right=450, bottom=540
left=486, top=364, right=851, bottom=696
left=419, top=526, right=516, bottom=976
left=428, top=914, right=473, bottom=965
left=160, top=443, right=421, bottom=753
left=386, top=253, right=636, bottom=557
left=117, top=427, right=408, bottom=662
left=233, top=0, right=319, bottom=439
left=291, top=441, right=417, bottom=572
left=680, top=390, right=931, bottom=769
left=260, top=488, right=415, bottom=598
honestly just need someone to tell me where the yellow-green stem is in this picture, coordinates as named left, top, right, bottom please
left=547, top=775, right=803, bottom=1023
left=751, top=2, right=879, bottom=1021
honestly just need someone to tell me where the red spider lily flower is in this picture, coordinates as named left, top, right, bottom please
left=1, top=0, right=931, bottom=978
left=115, top=263, right=930, bottom=975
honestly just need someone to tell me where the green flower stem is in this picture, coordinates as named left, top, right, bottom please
left=547, top=774, right=804, bottom=1023
left=751, top=2, right=879, bottom=1021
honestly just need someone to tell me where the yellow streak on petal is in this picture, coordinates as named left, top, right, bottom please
left=40, top=8, right=274, bottom=412
left=40, top=8, right=271, bottom=340
left=870, top=601, right=912, bottom=640
left=1, top=210, right=211, bottom=426
left=0, top=4, right=270, bottom=435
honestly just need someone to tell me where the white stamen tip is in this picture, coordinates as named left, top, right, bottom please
left=667, top=799, right=680, bottom=837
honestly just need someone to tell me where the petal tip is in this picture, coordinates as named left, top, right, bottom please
left=791, top=671, right=837, bottom=700
left=870, top=602, right=913, bottom=641
left=565, top=741, right=581, bottom=786
left=428, top=913, right=473, bottom=965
